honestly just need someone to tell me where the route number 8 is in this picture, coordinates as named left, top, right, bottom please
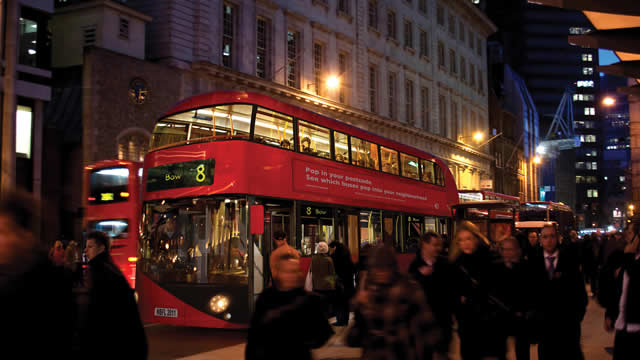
left=196, top=164, right=206, bottom=183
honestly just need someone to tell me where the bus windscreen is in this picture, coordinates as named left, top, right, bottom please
left=89, top=167, right=130, bottom=204
left=88, top=219, right=129, bottom=239
left=519, top=203, right=548, bottom=221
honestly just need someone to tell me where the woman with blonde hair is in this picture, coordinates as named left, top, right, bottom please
left=453, top=221, right=506, bottom=360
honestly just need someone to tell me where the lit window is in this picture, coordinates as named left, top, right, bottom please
left=584, top=107, right=595, bottom=115
left=381, top=146, right=399, bottom=175
left=256, top=17, right=270, bottom=79
left=333, top=131, right=350, bottom=163
left=577, top=80, right=594, bottom=88
left=297, top=120, right=331, bottom=159
left=620, top=176, right=625, bottom=182
left=16, top=105, right=33, bottom=159
left=587, top=189, right=598, bottom=198
left=254, top=107, right=294, bottom=148
left=583, top=67, right=593, bottom=75
left=400, top=153, right=419, bottom=180
left=351, top=136, right=379, bottom=170
left=581, top=53, right=593, bottom=62
left=222, top=3, right=235, bottom=68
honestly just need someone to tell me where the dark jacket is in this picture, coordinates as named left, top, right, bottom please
left=408, top=254, right=456, bottom=354
left=530, top=248, right=588, bottom=329
left=600, top=251, right=640, bottom=324
left=245, top=287, right=333, bottom=360
left=82, top=252, right=147, bottom=359
left=330, top=243, right=355, bottom=295
left=311, top=254, right=336, bottom=291
left=494, top=259, right=533, bottom=333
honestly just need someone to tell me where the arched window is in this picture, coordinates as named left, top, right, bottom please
left=117, top=128, right=150, bottom=162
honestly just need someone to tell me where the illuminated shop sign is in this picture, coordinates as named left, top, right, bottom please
left=303, top=205, right=332, bottom=217
left=146, top=159, right=215, bottom=192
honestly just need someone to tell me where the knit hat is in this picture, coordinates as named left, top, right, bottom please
left=316, top=242, right=329, bottom=254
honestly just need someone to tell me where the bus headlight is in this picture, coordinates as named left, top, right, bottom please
left=209, top=295, right=230, bottom=314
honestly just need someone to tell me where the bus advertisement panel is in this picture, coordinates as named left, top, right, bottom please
left=85, top=160, right=142, bottom=289
left=137, top=91, right=459, bottom=328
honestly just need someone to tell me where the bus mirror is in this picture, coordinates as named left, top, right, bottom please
left=250, top=205, right=265, bottom=235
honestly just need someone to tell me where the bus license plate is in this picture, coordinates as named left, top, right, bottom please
left=154, top=307, right=178, bottom=318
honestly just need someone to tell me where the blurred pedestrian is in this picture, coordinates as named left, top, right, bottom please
left=1, top=190, right=73, bottom=358
left=530, top=224, right=587, bottom=360
left=269, top=230, right=299, bottom=278
left=329, top=241, right=355, bottom=326
left=600, top=220, right=640, bottom=360
left=451, top=221, right=505, bottom=360
left=495, top=237, right=532, bottom=360
left=305, top=242, right=336, bottom=315
left=64, top=240, right=82, bottom=285
left=246, top=252, right=333, bottom=360
left=409, top=231, right=457, bottom=359
left=80, top=231, right=147, bottom=359
left=521, top=230, right=539, bottom=262
left=348, top=244, right=440, bottom=360
left=49, top=240, right=65, bottom=267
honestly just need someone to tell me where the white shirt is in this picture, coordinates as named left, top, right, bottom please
left=544, top=250, right=559, bottom=273
left=615, top=253, right=640, bottom=332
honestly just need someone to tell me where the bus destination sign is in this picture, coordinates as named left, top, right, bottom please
left=146, top=159, right=215, bottom=192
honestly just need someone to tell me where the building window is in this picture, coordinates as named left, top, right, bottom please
left=287, top=31, right=300, bottom=88
left=83, top=25, right=97, bottom=47
left=313, top=43, right=324, bottom=96
left=478, top=70, right=483, bottom=93
left=421, top=87, right=430, bottom=130
left=620, top=176, right=626, bottom=182
left=404, top=20, right=413, bottom=48
left=437, top=41, right=445, bottom=68
left=439, top=95, right=447, bottom=137
left=387, top=10, right=397, bottom=39
left=451, top=101, right=458, bottom=140
left=459, top=21, right=465, bottom=42
left=470, top=111, right=477, bottom=131
left=368, top=0, right=378, bottom=29
left=117, top=131, right=150, bottom=162
left=577, top=80, right=594, bottom=87
left=582, top=53, right=593, bottom=62
left=419, top=30, right=428, bottom=57
left=448, top=14, right=456, bottom=36
left=469, top=29, right=474, bottom=49
left=477, top=38, right=482, bottom=56
left=587, top=161, right=598, bottom=170
left=581, top=134, right=597, bottom=143
left=256, top=17, right=270, bottom=79
left=338, top=52, right=349, bottom=104
left=405, top=79, right=414, bottom=125
left=460, top=57, right=466, bottom=82
left=469, top=63, right=475, bottom=87
left=418, top=0, right=427, bottom=14
left=222, top=3, right=235, bottom=68
left=570, top=27, right=590, bottom=34
left=369, top=65, right=378, bottom=113
left=449, top=49, right=457, bottom=75
left=587, top=189, right=598, bottom=198
left=437, top=5, right=444, bottom=26
left=18, top=8, right=50, bottom=68
left=119, top=17, right=129, bottom=40
left=388, top=72, right=397, bottom=119
left=573, top=94, right=595, bottom=101
left=338, top=0, right=350, bottom=15
left=16, top=105, right=33, bottom=159
left=583, top=67, right=593, bottom=75
left=584, top=107, right=595, bottom=116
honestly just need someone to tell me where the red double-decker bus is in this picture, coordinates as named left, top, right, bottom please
left=458, top=190, right=520, bottom=206
left=137, top=91, right=459, bottom=328
left=85, top=160, right=142, bottom=288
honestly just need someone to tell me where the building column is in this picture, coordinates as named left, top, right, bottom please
left=1, top=0, right=18, bottom=196
left=629, top=92, right=640, bottom=205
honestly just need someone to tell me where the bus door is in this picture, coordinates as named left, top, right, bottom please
left=299, top=204, right=334, bottom=257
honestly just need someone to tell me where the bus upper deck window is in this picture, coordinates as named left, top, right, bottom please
left=254, top=107, right=294, bottom=149
left=350, top=137, right=379, bottom=170
left=333, top=131, right=350, bottom=163
left=297, top=120, right=331, bottom=159
left=380, top=147, right=399, bottom=175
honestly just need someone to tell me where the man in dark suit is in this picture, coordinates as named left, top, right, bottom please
left=531, top=224, right=587, bottom=360
left=600, top=221, right=640, bottom=360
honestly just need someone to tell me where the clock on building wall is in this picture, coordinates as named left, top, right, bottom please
left=128, top=78, right=148, bottom=105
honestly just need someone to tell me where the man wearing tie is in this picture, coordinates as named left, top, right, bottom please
left=531, top=224, right=588, bottom=360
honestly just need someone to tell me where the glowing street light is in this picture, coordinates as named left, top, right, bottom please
left=472, top=131, right=484, bottom=142
left=629, top=204, right=635, bottom=211
left=536, top=145, right=546, bottom=155
left=602, top=97, right=616, bottom=106
left=533, top=156, right=542, bottom=165
left=326, top=76, right=340, bottom=89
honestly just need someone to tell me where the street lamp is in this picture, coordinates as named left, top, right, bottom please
left=533, top=155, right=542, bottom=165
left=326, top=76, right=340, bottom=90
left=472, top=131, right=484, bottom=142
left=602, top=96, right=616, bottom=106
left=459, top=131, right=501, bottom=147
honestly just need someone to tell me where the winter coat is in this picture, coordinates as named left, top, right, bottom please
left=245, top=287, right=333, bottom=360
left=311, top=254, right=336, bottom=291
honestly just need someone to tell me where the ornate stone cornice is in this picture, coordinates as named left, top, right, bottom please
left=284, top=9, right=308, bottom=23
left=335, top=31, right=355, bottom=45
left=367, top=48, right=384, bottom=59
left=310, top=21, right=332, bottom=34
left=256, top=0, right=279, bottom=10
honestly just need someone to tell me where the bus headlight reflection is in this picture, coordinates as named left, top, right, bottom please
left=209, top=295, right=230, bottom=314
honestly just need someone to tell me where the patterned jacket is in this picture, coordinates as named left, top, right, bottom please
left=347, top=274, right=441, bottom=360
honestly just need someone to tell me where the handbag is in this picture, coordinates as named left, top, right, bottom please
left=305, top=264, right=313, bottom=292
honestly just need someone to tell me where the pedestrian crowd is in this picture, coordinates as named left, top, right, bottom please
left=248, top=219, right=640, bottom=360
left=0, top=190, right=147, bottom=359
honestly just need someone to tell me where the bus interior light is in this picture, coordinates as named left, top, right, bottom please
left=120, top=192, right=130, bottom=197
left=128, top=257, right=138, bottom=262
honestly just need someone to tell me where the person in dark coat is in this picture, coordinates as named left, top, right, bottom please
left=1, top=190, right=73, bottom=359
left=246, top=252, right=333, bottom=360
left=81, top=231, right=147, bottom=359
left=495, top=236, right=532, bottom=360
left=348, top=244, right=440, bottom=360
left=599, top=220, right=640, bottom=360
left=408, top=231, right=457, bottom=358
left=530, top=224, right=587, bottom=360
left=329, top=241, right=355, bottom=326
left=451, top=221, right=505, bottom=360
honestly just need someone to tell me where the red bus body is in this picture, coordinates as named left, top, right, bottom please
left=85, top=160, right=142, bottom=289
left=138, top=91, right=458, bottom=328
left=458, top=190, right=520, bottom=206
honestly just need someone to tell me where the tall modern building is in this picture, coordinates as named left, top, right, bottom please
left=47, top=0, right=496, bottom=242
left=483, top=0, right=601, bottom=227
left=0, top=1, right=53, bottom=237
